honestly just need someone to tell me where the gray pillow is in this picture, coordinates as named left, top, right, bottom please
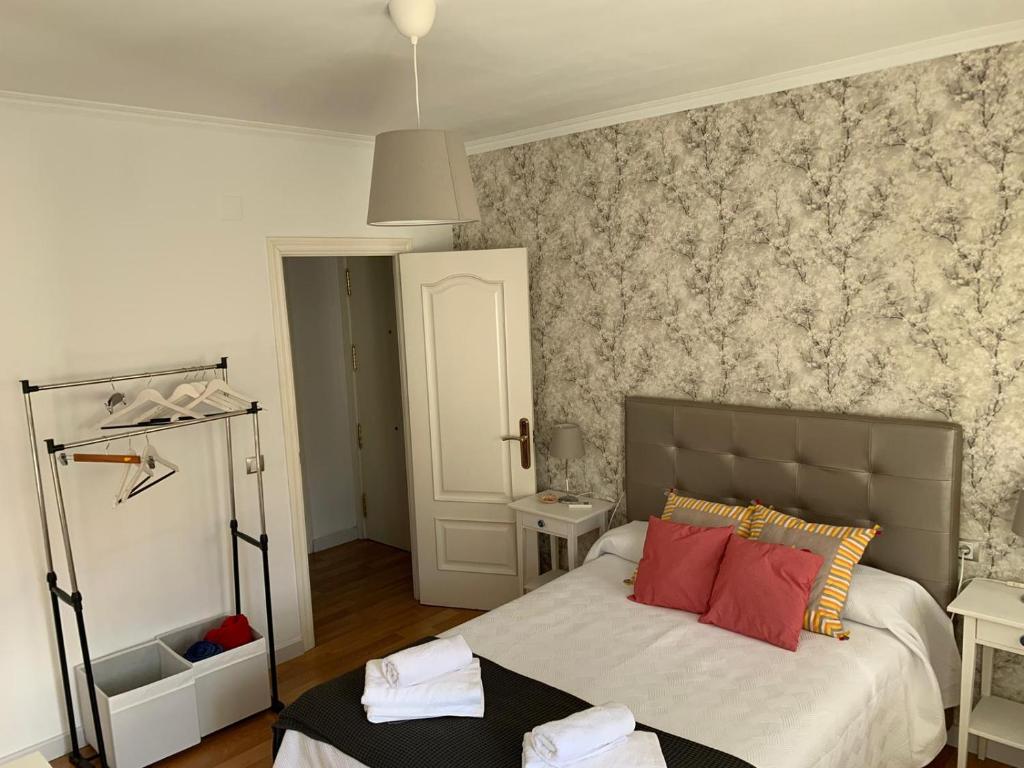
left=756, top=524, right=842, bottom=619
left=667, top=505, right=746, bottom=530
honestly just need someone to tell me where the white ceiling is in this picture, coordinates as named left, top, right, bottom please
left=3, top=0, right=1024, bottom=146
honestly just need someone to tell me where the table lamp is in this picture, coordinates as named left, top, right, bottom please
left=549, top=423, right=584, bottom=501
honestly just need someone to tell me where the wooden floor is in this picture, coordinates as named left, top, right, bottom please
left=52, top=539, right=1002, bottom=768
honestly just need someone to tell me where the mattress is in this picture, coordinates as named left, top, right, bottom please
left=276, top=526, right=959, bottom=768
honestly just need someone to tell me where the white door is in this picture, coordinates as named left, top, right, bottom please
left=398, top=248, right=536, bottom=609
left=348, top=256, right=411, bottom=551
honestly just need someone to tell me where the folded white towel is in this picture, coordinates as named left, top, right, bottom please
left=531, top=703, right=636, bottom=766
left=366, top=699, right=485, bottom=723
left=523, top=731, right=666, bottom=768
left=381, top=635, right=474, bottom=687
left=362, top=657, right=484, bottom=723
left=362, top=658, right=483, bottom=708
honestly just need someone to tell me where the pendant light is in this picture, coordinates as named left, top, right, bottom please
left=367, top=0, right=480, bottom=227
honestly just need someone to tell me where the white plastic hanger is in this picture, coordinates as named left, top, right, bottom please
left=98, top=388, right=203, bottom=428
left=183, top=379, right=253, bottom=413
left=129, top=382, right=205, bottom=424
left=115, top=442, right=179, bottom=504
left=115, top=452, right=149, bottom=505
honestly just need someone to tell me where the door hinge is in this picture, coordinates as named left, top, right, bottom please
left=357, top=422, right=363, bottom=449
left=351, top=344, right=358, bottom=372
left=345, top=267, right=352, bottom=297
left=362, top=492, right=368, bottom=517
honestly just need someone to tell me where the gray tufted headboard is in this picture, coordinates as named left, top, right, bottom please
left=625, top=396, right=963, bottom=607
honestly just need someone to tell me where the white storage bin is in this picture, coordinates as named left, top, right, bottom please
left=157, top=615, right=270, bottom=736
left=75, top=642, right=200, bottom=768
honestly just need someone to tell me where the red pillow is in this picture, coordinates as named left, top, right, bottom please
left=629, top=516, right=733, bottom=614
left=699, top=536, right=823, bottom=651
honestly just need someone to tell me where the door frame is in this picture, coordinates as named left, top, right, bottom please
left=267, top=236, right=412, bottom=652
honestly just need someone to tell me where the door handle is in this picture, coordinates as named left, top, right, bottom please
left=500, top=418, right=531, bottom=470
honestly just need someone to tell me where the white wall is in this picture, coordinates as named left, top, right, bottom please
left=283, top=257, right=360, bottom=552
left=0, top=98, right=451, bottom=759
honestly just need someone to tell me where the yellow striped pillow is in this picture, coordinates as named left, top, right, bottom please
left=624, top=493, right=754, bottom=586
left=661, top=492, right=755, bottom=538
left=748, top=504, right=880, bottom=639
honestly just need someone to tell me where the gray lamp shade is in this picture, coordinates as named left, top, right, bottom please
left=367, top=129, right=480, bottom=226
left=549, top=423, right=584, bottom=460
left=1014, top=493, right=1024, bottom=537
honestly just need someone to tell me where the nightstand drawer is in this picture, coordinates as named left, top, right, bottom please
left=518, top=512, right=571, bottom=538
left=978, top=620, right=1024, bottom=652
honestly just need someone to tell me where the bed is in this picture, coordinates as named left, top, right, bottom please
left=274, top=397, right=965, bottom=768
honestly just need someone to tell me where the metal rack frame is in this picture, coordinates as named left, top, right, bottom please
left=21, top=357, right=283, bottom=768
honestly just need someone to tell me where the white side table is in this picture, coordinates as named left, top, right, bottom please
left=509, top=493, right=613, bottom=595
left=947, top=579, right=1024, bottom=767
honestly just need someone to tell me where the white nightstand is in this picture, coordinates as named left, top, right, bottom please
left=510, top=494, right=613, bottom=595
left=947, top=579, right=1024, bottom=767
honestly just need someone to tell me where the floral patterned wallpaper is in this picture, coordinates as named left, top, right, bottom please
left=457, top=43, right=1024, bottom=697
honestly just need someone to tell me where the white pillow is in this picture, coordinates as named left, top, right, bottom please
left=584, top=520, right=647, bottom=564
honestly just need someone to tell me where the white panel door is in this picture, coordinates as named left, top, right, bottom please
left=398, top=248, right=535, bottom=609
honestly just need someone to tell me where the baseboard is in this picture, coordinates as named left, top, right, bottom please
left=312, top=525, right=360, bottom=553
left=949, top=725, right=1024, bottom=767
left=2, top=636, right=310, bottom=765
left=275, top=637, right=307, bottom=664
left=3, top=725, right=87, bottom=762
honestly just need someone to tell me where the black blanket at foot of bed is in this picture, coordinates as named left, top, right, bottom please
left=272, top=638, right=754, bottom=768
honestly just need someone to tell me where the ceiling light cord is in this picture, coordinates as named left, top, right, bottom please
left=411, top=38, right=421, bottom=128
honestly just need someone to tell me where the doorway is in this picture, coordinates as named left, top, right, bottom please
left=282, top=253, right=411, bottom=631
left=269, top=239, right=536, bottom=650
left=267, top=236, right=415, bottom=652
left=283, top=255, right=410, bottom=552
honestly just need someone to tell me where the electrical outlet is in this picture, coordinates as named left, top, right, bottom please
left=246, top=455, right=265, bottom=475
left=959, top=540, right=981, bottom=562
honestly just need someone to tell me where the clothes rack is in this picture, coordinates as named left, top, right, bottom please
left=21, top=357, right=284, bottom=768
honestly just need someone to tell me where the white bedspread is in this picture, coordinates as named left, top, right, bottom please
left=276, top=522, right=959, bottom=768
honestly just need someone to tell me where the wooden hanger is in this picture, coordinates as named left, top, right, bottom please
left=73, top=453, right=141, bottom=464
